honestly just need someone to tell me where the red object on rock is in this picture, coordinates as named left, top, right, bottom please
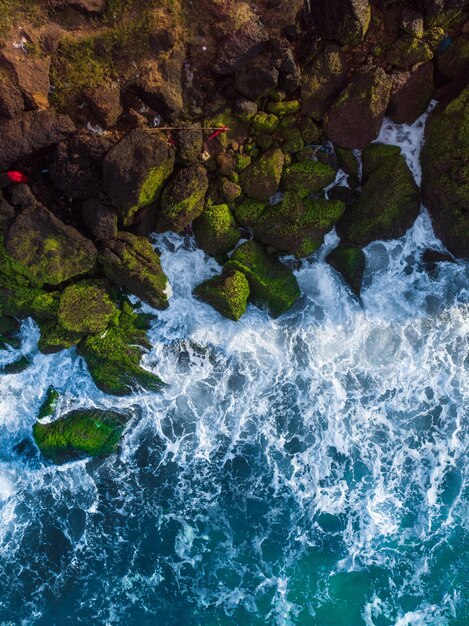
left=7, top=171, right=28, bottom=183
left=207, top=125, right=230, bottom=141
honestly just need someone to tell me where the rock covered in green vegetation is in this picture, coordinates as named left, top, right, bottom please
left=103, top=129, right=175, bottom=226
left=282, top=160, right=336, bottom=198
left=33, top=409, right=128, bottom=463
left=310, top=0, right=371, bottom=46
left=5, top=204, right=97, bottom=287
left=251, top=112, right=279, bottom=133
left=387, top=35, right=433, bottom=69
left=254, top=191, right=345, bottom=257
left=58, top=280, right=117, bottom=335
left=335, top=146, right=360, bottom=180
left=38, top=386, right=60, bottom=420
left=266, top=100, right=300, bottom=116
left=233, top=198, right=266, bottom=227
left=78, top=300, right=164, bottom=396
left=99, top=232, right=169, bottom=309
left=421, top=88, right=469, bottom=258
left=156, top=165, right=209, bottom=232
left=301, top=43, right=349, bottom=121
left=337, top=143, right=420, bottom=247
left=224, top=241, right=300, bottom=316
left=324, top=67, right=392, bottom=149
left=240, top=149, right=284, bottom=202
left=194, top=269, right=250, bottom=320
left=0, top=315, right=20, bottom=350
left=193, top=204, right=240, bottom=256
left=326, top=246, right=366, bottom=295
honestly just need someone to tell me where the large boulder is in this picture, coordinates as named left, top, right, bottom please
left=33, top=409, right=127, bottom=464
left=81, top=199, right=118, bottom=241
left=83, top=79, right=122, bottom=128
left=337, top=143, right=420, bottom=247
left=326, top=246, right=366, bottom=295
left=240, top=149, right=284, bottom=202
left=253, top=191, right=345, bottom=257
left=102, top=129, right=175, bottom=226
left=193, top=204, right=240, bottom=256
left=224, top=241, right=300, bottom=316
left=281, top=160, right=337, bottom=198
left=387, top=62, right=434, bottom=124
left=0, top=50, right=51, bottom=109
left=156, top=165, right=209, bottom=232
left=421, top=88, right=469, bottom=258
left=310, top=0, right=371, bottom=46
left=0, top=73, right=24, bottom=119
left=137, top=48, right=185, bottom=118
left=214, top=22, right=269, bottom=75
left=301, top=43, right=349, bottom=121
left=324, top=67, right=392, bottom=150
left=0, top=111, right=75, bottom=169
left=99, top=232, right=169, bottom=309
left=386, top=36, right=433, bottom=70
left=5, top=202, right=97, bottom=287
left=235, top=52, right=279, bottom=100
left=78, top=300, right=164, bottom=395
left=194, top=269, right=250, bottom=321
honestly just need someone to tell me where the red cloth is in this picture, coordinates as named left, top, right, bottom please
left=7, top=171, right=28, bottom=183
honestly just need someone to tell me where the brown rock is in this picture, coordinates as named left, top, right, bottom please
left=324, top=67, right=392, bottom=150
left=387, top=62, right=434, bottom=124
left=82, top=199, right=118, bottom=241
left=214, top=22, right=269, bottom=75
left=235, top=52, right=279, bottom=100
left=84, top=79, right=122, bottom=128
left=310, top=0, right=371, bottom=46
left=0, top=51, right=51, bottom=109
left=0, top=73, right=24, bottom=119
left=137, top=48, right=185, bottom=119
left=0, top=110, right=75, bottom=170
left=40, top=23, right=63, bottom=53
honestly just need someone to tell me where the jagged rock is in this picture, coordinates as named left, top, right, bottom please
left=33, top=409, right=127, bottom=464
left=137, top=48, right=185, bottom=118
left=387, top=62, right=434, bottom=124
left=5, top=202, right=97, bottom=287
left=224, top=241, right=300, bottom=316
left=0, top=111, right=75, bottom=170
left=78, top=300, right=164, bottom=395
left=82, top=199, right=118, bottom=241
left=326, top=246, right=366, bottom=295
left=50, top=131, right=117, bottom=199
left=281, top=160, right=337, bottom=198
left=335, top=147, right=360, bottom=180
left=99, top=232, right=169, bottom=309
left=240, top=149, right=285, bottom=202
left=0, top=73, right=24, bottom=119
left=421, top=88, right=469, bottom=258
left=422, top=248, right=454, bottom=275
left=234, top=98, right=258, bottom=120
left=310, top=0, right=371, bottom=46
left=156, top=165, right=209, bottom=232
left=103, top=129, right=175, bottom=226
left=253, top=191, right=345, bottom=257
left=1, top=355, right=30, bottom=375
left=272, top=38, right=301, bottom=93
left=194, top=269, right=250, bottom=321
left=387, top=35, right=432, bottom=69
left=324, top=67, right=392, bottom=150
left=83, top=79, right=122, bottom=128
left=0, top=315, right=21, bottom=351
left=400, top=8, right=425, bottom=38
left=235, top=52, right=279, bottom=100
left=173, top=122, right=203, bottom=163
left=40, top=23, right=63, bottom=53
left=337, top=143, right=420, bottom=247
left=193, top=204, right=240, bottom=256
left=214, top=22, right=269, bottom=75
left=301, top=43, right=349, bottom=121
left=0, top=51, right=51, bottom=109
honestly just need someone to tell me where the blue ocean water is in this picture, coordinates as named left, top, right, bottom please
left=0, top=113, right=468, bottom=625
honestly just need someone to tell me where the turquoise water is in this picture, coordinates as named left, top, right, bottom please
left=0, top=114, right=468, bottom=625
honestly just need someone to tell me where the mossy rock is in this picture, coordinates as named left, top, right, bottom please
left=1, top=355, right=30, bottom=375
left=281, top=127, right=304, bottom=154
left=266, top=100, right=300, bottom=116
left=233, top=198, right=266, bottom=228
left=204, top=109, right=249, bottom=150
left=282, top=160, right=336, bottom=198
left=235, top=153, right=252, bottom=172
left=240, top=149, right=284, bottom=202
left=221, top=178, right=242, bottom=202
left=193, top=204, right=240, bottom=256
left=335, top=146, right=360, bottom=179
left=33, top=409, right=128, bottom=464
left=387, top=35, right=432, bottom=69
left=0, top=316, right=20, bottom=350
left=337, top=143, right=420, bottom=247
left=326, top=246, right=366, bottom=295
left=251, top=112, right=279, bottom=133
left=156, top=165, right=209, bottom=233
left=300, top=118, right=323, bottom=145
left=78, top=299, right=164, bottom=396
left=58, top=280, right=117, bottom=335
left=254, top=191, right=345, bottom=257
left=38, top=319, right=84, bottom=354
left=194, top=269, right=250, bottom=321
left=38, top=387, right=60, bottom=420
left=224, top=241, right=300, bottom=317
left=310, top=0, right=371, bottom=46
left=421, top=88, right=469, bottom=258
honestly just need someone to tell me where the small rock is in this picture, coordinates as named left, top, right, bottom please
left=326, top=246, right=365, bottom=295
left=240, top=149, right=285, bottom=202
left=84, top=79, right=122, bottom=128
left=194, top=269, right=250, bottom=321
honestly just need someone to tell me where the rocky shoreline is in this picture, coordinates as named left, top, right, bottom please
left=0, top=0, right=467, bottom=462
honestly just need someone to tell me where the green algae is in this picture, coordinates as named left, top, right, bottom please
left=193, top=204, right=240, bottom=256
left=194, top=269, right=250, bottom=321
left=233, top=198, right=266, bottom=228
left=240, top=149, right=284, bottom=202
left=282, top=160, right=336, bottom=198
left=38, top=386, right=59, bottom=420
left=251, top=112, right=279, bottom=133
left=266, top=100, right=300, bottom=116
left=326, top=246, right=365, bottom=295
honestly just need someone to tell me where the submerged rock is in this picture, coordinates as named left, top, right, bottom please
left=78, top=300, right=164, bottom=396
left=254, top=191, right=345, bottom=257
left=103, top=129, right=175, bottom=226
left=156, top=165, right=209, bottom=233
left=99, top=232, right=169, bottom=310
left=194, top=269, right=250, bottom=321
left=421, top=88, right=469, bottom=258
left=240, top=149, right=284, bottom=202
left=193, top=204, right=240, bottom=256
left=224, top=240, right=300, bottom=316
left=337, top=143, right=420, bottom=247
left=326, top=246, right=366, bottom=295
left=1, top=355, right=30, bottom=375
left=33, top=409, right=128, bottom=464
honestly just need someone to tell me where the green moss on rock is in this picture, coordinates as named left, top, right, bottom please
left=194, top=269, right=250, bottom=321
left=78, top=300, right=164, bottom=396
left=387, top=35, right=433, bottom=69
left=38, top=387, right=59, bottom=420
left=156, top=165, right=209, bottom=233
left=58, top=280, right=117, bottom=335
left=281, top=127, right=304, bottom=154
left=282, top=160, right=337, bottom=198
left=266, top=100, right=300, bottom=116
left=224, top=240, right=300, bottom=317
left=38, top=319, right=83, bottom=354
left=326, top=246, right=365, bottom=295
left=252, top=112, right=279, bottom=133
left=233, top=198, right=266, bottom=228
left=240, top=149, right=284, bottom=202
left=193, top=204, right=240, bottom=256
left=33, top=409, right=128, bottom=463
